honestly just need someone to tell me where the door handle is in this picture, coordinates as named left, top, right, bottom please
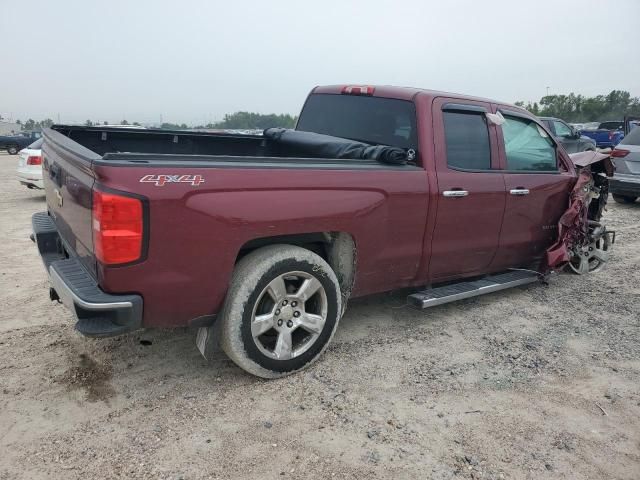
left=510, top=188, right=530, bottom=196
left=443, top=190, right=469, bottom=198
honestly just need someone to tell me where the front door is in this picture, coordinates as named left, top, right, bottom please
left=492, top=109, right=576, bottom=269
left=429, top=99, right=506, bottom=281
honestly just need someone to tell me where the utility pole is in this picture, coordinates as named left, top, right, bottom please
left=546, top=86, right=550, bottom=96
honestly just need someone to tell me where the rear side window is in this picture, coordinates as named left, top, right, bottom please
left=621, top=125, right=640, bottom=145
left=443, top=111, right=491, bottom=170
left=599, top=122, right=623, bottom=130
left=502, top=116, right=557, bottom=171
left=296, top=94, right=417, bottom=149
left=28, top=138, right=44, bottom=149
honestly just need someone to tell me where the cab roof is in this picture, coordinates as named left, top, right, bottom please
left=312, top=84, right=524, bottom=112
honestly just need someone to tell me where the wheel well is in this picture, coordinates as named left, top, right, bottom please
left=236, top=232, right=356, bottom=307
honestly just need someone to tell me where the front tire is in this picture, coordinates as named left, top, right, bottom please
left=219, top=245, right=342, bottom=378
left=7, top=145, right=18, bottom=155
left=612, top=194, right=637, bottom=204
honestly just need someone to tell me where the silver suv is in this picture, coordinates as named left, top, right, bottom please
left=610, top=126, right=640, bottom=204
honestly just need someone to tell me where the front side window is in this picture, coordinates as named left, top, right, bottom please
left=552, top=120, right=572, bottom=137
left=443, top=111, right=491, bottom=170
left=502, top=116, right=557, bottom=171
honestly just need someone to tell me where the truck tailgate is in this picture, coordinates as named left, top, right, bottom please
left=42, top=128, right=101, bottom=276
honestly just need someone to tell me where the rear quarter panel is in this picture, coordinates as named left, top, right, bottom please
left=94, top=162, right=430, bottom=327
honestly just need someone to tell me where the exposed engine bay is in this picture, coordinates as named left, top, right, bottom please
left=546, top=151, right=616, bottom=274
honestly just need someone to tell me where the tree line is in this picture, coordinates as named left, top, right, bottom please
left=9, top=111, right=297, bottom=131
left=515, top=90, right=640, bottom=122
left=160, top=112, right=297, bottom=130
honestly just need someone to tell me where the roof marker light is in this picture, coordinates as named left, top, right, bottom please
left=341, top=85, right=375, bottom=96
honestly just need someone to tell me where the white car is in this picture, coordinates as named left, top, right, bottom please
left=16, top=138, right=44, bottom=189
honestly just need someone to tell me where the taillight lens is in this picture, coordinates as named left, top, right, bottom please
left=92, top=190, right=144, bottom=265
left=26, top=155, right=42, bottom=165
left=611, top=149, right=630, bottom=158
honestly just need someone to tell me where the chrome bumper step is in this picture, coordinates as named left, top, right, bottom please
left=407, top=270, right=540, bottom=309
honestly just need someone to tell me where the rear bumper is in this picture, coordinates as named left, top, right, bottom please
left=609, top=173, right=640, bottom=197
left=16, top=167, right=43, bottom=189
left=31, top=211, right=143, bottom=337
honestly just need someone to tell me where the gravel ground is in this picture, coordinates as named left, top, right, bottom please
left=0, top=152, right=639, bottom=480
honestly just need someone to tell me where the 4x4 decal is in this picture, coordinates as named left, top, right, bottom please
left=139, top=174, right=205, bottom=186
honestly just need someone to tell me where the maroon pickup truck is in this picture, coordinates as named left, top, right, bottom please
left=32, top=85, right=614, bottom=378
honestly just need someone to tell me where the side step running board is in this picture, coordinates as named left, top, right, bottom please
left=407, top=270, right=540, bottom=309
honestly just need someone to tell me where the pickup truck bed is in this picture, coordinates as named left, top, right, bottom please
left=40, top=123, right=423, bottom=333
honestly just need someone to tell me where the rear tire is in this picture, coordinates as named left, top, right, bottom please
left=219, top=244, right=341, bottom=378
left=7, top=145, right=18, bottom=155
left=612, top=194, right=637, bottom=204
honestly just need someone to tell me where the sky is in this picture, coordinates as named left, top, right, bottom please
left=1, top=0, right=639, bottom=125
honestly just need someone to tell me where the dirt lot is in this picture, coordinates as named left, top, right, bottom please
left=0, top=152, right=639, bottom=480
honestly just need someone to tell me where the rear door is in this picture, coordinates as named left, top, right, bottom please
left=429, top=98, right=505, bottom=281
left=492, top=108, right=576, bottom=269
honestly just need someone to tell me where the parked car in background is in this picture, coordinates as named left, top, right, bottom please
left=580, top=121, right=624, bottom=149
left=610, top=126, right=640, bottom=204
left=0, top=131, right=42, bottom=155
left=16, top=138, right=43, bottom=189
left=540, top=117, right=596, bottom=153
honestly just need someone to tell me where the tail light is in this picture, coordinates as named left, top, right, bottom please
left=610, top=149, right=630, bottom=158
left=341, top=85, right=375, bottom=96
left=26, top=155, right=42, bottom=165
left=92, top=189, right=144, bottom=265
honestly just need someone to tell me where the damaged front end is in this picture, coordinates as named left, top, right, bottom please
left=546, top=151, right=616, bottom=274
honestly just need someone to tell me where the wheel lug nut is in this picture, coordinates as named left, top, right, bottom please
left=282, top=300, right=288, bottom=306
left=291, top=301, right=297, bottom=307
left=275, top=309, right=281, bottom=315
left=277, top=319, right=283, bottom=326
left=286, top=320, right=293, bottom=328
left=293, top=311, right=300, bottom=317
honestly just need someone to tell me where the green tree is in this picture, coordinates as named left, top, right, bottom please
left=160, top=122, right=186, bottom=130
left=85, top=120, right=94, bottom=127
left=516, top=90, right=640, bottom=122
left=208, top=112, right=297, bottom=129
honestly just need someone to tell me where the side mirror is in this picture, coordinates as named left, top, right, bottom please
left=571, top=128, right=581, bottom=139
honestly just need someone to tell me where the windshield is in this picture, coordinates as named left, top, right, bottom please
left=296, top=93, right=417, bottom=150
left=27, top=138, right=44, bottom=149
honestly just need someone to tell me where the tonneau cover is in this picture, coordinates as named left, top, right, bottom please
left=264, top=128, right=411, bottom=165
